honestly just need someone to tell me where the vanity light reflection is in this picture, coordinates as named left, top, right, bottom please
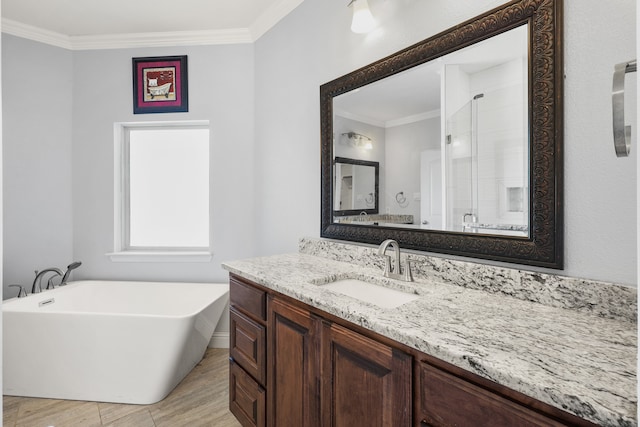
left=341, top=132, right=373, bottom=150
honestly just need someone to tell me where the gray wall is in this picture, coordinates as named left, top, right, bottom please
left=385, top=118, right=440, bottom=224
left=333, top=115, right=386, bottom=212
left=71, top=44, right=256, bottom=285
left=253, top=0, right=637, bottom=285
left=2, top=0, right=638, bottom=296
left=2, top=35, right=74, bottom=294
left=2, top=40, right=256, bottom=299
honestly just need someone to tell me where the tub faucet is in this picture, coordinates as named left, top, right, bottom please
left=377, top=239, right=413, bottom=282
left=32, top=268, right=63, bottom=294
left=9, top=284, right=28, bottom=298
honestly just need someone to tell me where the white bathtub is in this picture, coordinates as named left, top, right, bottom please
left=3, top=280, right=229, bottom=404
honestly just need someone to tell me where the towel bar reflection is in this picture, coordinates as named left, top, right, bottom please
left=612, top=59, right=637, bottom=157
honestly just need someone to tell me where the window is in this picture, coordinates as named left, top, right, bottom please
left=110, top=121, right=211, bottom=262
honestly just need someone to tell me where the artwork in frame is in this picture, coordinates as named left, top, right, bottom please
left=132, top=55, right=188, bottom=114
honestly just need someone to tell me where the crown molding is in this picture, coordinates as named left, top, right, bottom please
left=1, top=0, right=304, bottom=50
left=1, top=18, right=252, bottom=50
left=1, top=18, right=73, bottom=49
left=334, top=108, right=441, bottom=129
left=70, top=29, right=253, bottom=50
left=334, top=109, right=387, bottom=129
left=385, top=109, right=441, bottom=128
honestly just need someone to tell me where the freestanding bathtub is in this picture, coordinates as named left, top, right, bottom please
left=3, top=280, right=229, bottom=404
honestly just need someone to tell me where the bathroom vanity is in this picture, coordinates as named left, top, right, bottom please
left=229, top=274, right=411, bottom=427
left=223, top=239, right=636, bottom=427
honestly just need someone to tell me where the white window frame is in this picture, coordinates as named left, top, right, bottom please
left=108, top=120, right=212, bottom=263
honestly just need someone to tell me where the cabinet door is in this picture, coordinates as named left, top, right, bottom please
left=418, top=361, right=567, bottom=427
left=268, top=298, right=321, bottom=427
left=322, top=322, right=412, bottom=427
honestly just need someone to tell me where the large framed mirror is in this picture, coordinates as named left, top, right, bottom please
left=320, top=0, right=563, bottom=268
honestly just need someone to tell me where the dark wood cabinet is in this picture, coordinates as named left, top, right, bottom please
left=229, top=360, right=266, bottom=427
left=230, top=276, right=267, bottom=322
left=229, top=275, right=411, bottom=427
left=229, top=276, right=268, bottom=427
left=267, top=296, right=412, bottom=427
left=228, top=274, right=596, bottom=427
left=268, top=297, right=320, bottom=427
left=321, top=322, right=412, bottom=427
left=417, top=361, right=566, bottom=427
left=230, top=307, right=266, bottom=386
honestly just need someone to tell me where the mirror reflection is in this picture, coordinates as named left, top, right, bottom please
left=333, top=24, right=529, bottom=237
left=333, top=156, right=379, bottom=216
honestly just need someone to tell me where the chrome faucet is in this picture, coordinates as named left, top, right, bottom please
left=32, top=268, right=63, bottom=294
left=377, top=239, right=412, bottom=281
left=46, top=276, right=58, bottom=290
left=30, top=261, right=82, bottom=293
left=462, top=212, right=477, bottom=232
left=9, top=284, right=28, bottom=298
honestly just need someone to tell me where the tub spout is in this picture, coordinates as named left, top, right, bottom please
left=32, top=268, right=63, bottom=294
left=60, top=261, right=82, bottom=285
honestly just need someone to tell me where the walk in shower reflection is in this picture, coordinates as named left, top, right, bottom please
left=445, top=84, right=529, bottom=236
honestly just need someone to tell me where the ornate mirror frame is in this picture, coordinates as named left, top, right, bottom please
left=320, top=0, right=563, bottom=269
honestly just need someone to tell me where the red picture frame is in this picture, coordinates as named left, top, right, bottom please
left=132, top=55, right=188, bottom=114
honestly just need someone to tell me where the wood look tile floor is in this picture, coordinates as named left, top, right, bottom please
left=3, top=348, right=242, bottom=427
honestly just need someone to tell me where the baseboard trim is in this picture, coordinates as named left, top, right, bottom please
left=208, top=332, right=230, bottom=349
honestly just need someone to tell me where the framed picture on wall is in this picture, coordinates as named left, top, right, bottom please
left=132, top=55, right=188, bottom=114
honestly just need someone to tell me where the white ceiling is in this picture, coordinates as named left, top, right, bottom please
left=333, top=25, right=528, bottom=126
left=1, top=0, right=304, bottom=49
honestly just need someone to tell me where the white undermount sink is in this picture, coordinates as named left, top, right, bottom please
left=317, top=278, right=420, bottom=309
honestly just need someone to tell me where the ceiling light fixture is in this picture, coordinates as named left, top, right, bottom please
left=348, top=0, right=376, bottom=34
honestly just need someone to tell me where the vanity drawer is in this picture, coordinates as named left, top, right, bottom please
left=418, top=361, right=566, bottom=427
left=230, top=307, right=267, bottom=386
left=230, top=275, right=267, bottom=322
left=230, top=360, right=266, bottom=427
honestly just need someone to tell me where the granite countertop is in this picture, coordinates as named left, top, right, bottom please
left=222, top=252, right=637, bottom=427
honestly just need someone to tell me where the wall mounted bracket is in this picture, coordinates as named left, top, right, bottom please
left=612, top=59, right=637, bottom=157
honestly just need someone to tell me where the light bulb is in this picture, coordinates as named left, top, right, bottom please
left=351, top=0, right=375, bottom=34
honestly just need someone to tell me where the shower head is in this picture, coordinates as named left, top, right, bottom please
left=473, top=93, right=484, bottom=100
left=61, top=261, right=82, bottom=285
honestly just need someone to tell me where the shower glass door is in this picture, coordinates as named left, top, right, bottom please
left=445, top=100, right=475, bottom=232
left=444, top=84, right=529, bottom=236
